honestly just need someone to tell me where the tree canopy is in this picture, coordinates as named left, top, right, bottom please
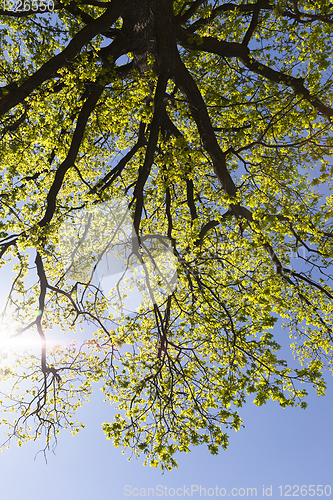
left=0, top=0, right=333, bottom=470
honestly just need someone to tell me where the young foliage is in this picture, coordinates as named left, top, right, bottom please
left=0, top=0, right=333, bottom=470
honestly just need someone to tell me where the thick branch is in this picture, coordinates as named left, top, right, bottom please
left=0, top=238, right=18, bottom=259
left=186, top=179, right=198, bottom=221
left=242, top=0, right=262, bottom=46
left=177, top=27, right=249, bottom=59
left=0, top=2, right=121, bottom=117
left=239, top=55, right=333, bottom=119
left=133, top=73, right=169, bottom=235
left=39, top=87, right=103, bottom=227
left=172, top=57, right=237, bottom=197
left=62, top=1, right=95, bottom=24
left=194, top=219, right=220, bottom=246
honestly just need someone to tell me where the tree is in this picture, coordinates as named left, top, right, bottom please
left=0, top=0, right=333, bottom=470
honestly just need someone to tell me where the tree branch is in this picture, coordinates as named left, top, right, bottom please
left=172, top=56, right=237, bottom=197
left=177, top=27, right=249, bottom=59
left=176, top=0, right=206, bottom=24
left=133, top=73, right=169, bottom=235
left=178, top=31, right=333, bottom=120
left=91, top=122, right=147, bottom=194
left=239, top=54, right=333, bottom=120
left=39, top=86, right=103, bottom=227
left=242, top=0, right=262, bottom=46
left=0, top=2, right=121, bottom=117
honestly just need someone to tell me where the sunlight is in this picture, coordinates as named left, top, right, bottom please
left=0, top=325, right=68, bottom=364
left=0, top=333, right=42, bottom=351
